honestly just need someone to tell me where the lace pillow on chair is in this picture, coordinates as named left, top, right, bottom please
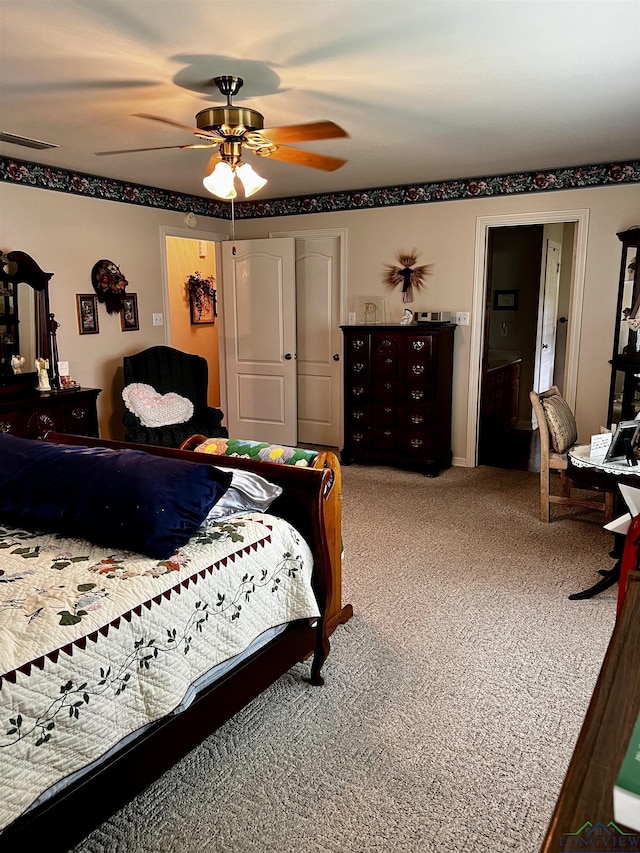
left=122, top=383, right=194, bottom=428
left=541, top=393, right=578, bottom=453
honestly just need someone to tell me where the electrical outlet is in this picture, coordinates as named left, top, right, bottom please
left=455, top=311, right=470, bottom=326
left=152, top=313, right=163, bottom=327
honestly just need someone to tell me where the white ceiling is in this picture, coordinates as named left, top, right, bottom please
left=1, top=0, right=639, bottom=202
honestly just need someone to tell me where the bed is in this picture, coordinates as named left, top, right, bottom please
left=0, top=431, right=335, bottom=851
left=179, top=433, right=353, bottom=635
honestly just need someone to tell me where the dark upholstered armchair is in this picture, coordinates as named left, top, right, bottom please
left=122, top=346, right=227, bottom=448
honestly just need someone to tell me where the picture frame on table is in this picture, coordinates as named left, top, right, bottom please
left=120, top=294, right=139, bottom=332
left=604, top=419, right=640, bottom=465
left=359, top=296, right=387, bottom=325
left=76, top=294, right=99, bottom=335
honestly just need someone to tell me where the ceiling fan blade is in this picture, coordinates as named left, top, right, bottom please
left=96, top=143, right=215, bottom=156
left=261, top=120, right=348, bottom=144
left=133, top=113, right=221, bottom=140
left=263, top=145, right=347, bottom=172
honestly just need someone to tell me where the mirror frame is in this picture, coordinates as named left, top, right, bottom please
left=0, top=250, right=56, bottom=390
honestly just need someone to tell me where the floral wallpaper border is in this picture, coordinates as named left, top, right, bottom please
left=2, top=155, right=638, bottom=221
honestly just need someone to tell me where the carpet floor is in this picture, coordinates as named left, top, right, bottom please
left=72, top=464, right=616, bottom=853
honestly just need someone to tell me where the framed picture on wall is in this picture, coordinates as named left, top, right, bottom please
left=189, top=287, right=217, bottom=325
left=120, top=293, right=139, bottom=331
left=76, top=294, right=99, bottom=335
left=492, top=289, right=519, bottom=310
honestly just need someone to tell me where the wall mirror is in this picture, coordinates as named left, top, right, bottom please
left=0, top=250, right=56, bottom=390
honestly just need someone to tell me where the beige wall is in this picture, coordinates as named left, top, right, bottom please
left=0, top=182, right=227, bottom=437
left=237, top=184, right=640, bottom=460
left=2, top=179, right=639, bottom=459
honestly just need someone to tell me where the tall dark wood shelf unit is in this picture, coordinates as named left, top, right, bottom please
left=607, top=227, right=640, bottom=427
left=341, top=323, right=456, bottom=476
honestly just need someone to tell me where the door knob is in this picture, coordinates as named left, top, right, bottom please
left=333, top=354, right=340, bottom=361
left=284, top=353, right=293, bottom=360
left=559, top=317, right=568, bottom=324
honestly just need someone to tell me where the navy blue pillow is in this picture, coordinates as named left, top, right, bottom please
left=0, top=434, right=232, bottom=559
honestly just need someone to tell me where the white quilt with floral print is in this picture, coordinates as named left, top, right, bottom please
left=0, top=512, right=319, bottom=833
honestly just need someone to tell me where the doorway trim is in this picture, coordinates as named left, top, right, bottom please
left=467, top=208, right=590, bottom=466
left=159, top=225, right=227, bottom=344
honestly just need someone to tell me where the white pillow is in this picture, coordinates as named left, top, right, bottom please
left=206, top=467, right=283, bottom=521
left=122, top=383, right=194, bottom=428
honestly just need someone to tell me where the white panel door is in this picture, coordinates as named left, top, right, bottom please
left=221, top=238, right=297, bottom=444
left=534, top=239, right=562, bottom=394
left=295, top=236, right=342, bottom=446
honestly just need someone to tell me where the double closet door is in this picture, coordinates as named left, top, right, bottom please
left=220, top=234, right=343, bottom=448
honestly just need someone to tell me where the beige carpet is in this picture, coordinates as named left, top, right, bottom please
left=73, top=464, right=616, bottom=853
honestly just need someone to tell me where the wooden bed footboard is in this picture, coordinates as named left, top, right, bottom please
left=0, top=432, right=335, bottom=851
left=179, top=433, right=353, bottom=635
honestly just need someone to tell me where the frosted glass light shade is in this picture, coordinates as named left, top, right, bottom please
left=202, top=161, right=237, bottom=199
left=236, top=162, right=268, bottom=197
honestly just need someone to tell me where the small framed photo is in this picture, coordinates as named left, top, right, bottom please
left=492, top=289, right=519, bottom=311
left=120, top=293, right=139, bottom=331
left=76, top=294, right=99, bottom=335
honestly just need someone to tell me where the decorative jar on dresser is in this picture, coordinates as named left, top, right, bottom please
left=341, top=323, right=456, bottom=476
left=0, top=383, right=101, bottom=439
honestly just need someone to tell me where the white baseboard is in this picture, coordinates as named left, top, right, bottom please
left=452, top=456, right=469, bottom=467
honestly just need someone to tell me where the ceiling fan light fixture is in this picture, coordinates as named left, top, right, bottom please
left=235, top=161, right=268, bottom=198
left=203, top=160, right=237, bottom=200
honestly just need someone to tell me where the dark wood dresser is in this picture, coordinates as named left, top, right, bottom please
left=341, top=323, right=456, bottom=476
left=0, top=385, right=101, bottom=439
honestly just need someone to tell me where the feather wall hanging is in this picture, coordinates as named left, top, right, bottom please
left=383, top=250, right=433, bottom=303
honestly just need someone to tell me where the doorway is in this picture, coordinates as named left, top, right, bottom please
left=478, top=224, right=573, bottom=470
left=161, top=226, right=226, bottom=410
left=468, top=209, right=591, bottom=470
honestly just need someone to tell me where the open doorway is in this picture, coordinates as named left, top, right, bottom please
left=477, top=222, right=575, bottom=471
left=467, top=210, right=589, bottom=470
left=162, top=229, right=224, bottom=409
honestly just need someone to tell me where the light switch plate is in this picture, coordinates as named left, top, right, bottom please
left=152, top=313, right=163, bottom=327
left=455, top=311, right=470, bottom=326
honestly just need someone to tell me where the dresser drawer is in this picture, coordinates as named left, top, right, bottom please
left=0, top=388, right=101, bottom=440
left=406, top=335, right=433, bottom=358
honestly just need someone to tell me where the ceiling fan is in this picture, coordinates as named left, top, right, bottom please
left=96, top=75, right=348, bottom=199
